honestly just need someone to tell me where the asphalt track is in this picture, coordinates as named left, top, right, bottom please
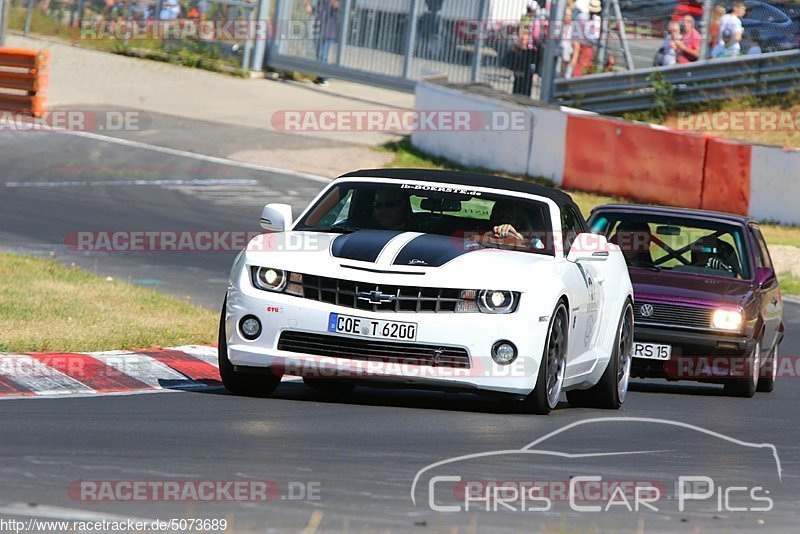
left=1, top=129, right=800, bottom=532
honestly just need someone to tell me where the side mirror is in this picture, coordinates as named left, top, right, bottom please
left=567, top=233, right=610, bottom=262
left=260, top=203, right=293, bottom=232
left=756, top=267, right=774, bottom=286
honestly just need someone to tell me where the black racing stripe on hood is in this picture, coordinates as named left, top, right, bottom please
left=331, top=230, right=404, bottom=263
left=393, top=234, right=474, bottom=267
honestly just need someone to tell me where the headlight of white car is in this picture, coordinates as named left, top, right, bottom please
left=250, top=267, right=304, bottom=296
left=711, top=309, right=743, bottom=331
left=456, top=290, right=519, bottom=314
left=253, top=267, right=286, bottom=292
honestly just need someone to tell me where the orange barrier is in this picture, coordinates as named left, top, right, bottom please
left=562, top=115, right=707, bottom=208
left=700, top=137, right=752, bottom=216
left=0, top=48, right=50, bottom=118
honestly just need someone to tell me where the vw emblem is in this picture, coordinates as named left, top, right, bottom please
left=640, top=304, right=654, bottom=318
left=357, top=290, right=395, bottom=305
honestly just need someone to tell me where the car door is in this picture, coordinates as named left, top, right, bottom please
left=750, top=224, right=782, bottom=351
left=562, top=207, right=604, bottom=377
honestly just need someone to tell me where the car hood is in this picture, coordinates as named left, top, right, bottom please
left=629, top=268, right=756, bottom=307
left=244, top=230, right=554, bottom=289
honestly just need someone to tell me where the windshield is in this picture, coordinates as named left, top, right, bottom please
left=294, top=182, right=556, bottom=256
left=590, top=212, right=752, bottom=280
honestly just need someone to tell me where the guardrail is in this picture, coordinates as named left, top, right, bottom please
left=0, top=47, right=49, bottom=117
left=553, top=50, right=800, bottom=114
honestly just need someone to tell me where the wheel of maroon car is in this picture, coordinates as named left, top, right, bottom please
left=724, top=340, right=760, bottom=398
left=567, top=300, right=633, bottom=409
left=757, top=343, right=777, bottom=393
left=218, top=298, right=282, bottom=397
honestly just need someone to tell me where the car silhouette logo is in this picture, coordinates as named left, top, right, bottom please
left=640, top=304, right=654, bottom=317
left=357, top=290, right=395, bottom=305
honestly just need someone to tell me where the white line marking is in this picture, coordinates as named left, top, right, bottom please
left=5, top=178, right=259, bottom=188
left=0, top=118, right=331, bottom=184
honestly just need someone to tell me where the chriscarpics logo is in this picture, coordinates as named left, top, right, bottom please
left=411, top=418, right=781, bottom=516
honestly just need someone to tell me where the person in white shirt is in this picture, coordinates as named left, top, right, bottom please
left=718, top=2, right=746, bottom=54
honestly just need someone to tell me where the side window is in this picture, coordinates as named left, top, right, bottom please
left=561, top=207, right=584, bottom=254
left=751, top=226, right=773, bottom=270
left=315, top=189, right=353, bottom=227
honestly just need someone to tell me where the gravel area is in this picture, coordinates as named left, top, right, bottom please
left=771, top=245, right=800, bottom=277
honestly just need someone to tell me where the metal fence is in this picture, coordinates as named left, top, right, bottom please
left=553, top=48, right=800, bottom=113
left=5, top=0, right=798, bottom=106
left=267, top=0, right=798, bottom=100
left=269, top=0, right=539, bottom=94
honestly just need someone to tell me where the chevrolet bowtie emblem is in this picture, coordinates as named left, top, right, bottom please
left=357, top=290, right=395, bottom=305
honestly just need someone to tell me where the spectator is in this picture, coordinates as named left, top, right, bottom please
left=718, top=2, right=746, bottom=55
left=710, top=28, right=739, bottom=59
left=510, top=4, right=539, bottom=95
left=708, top=5, right=726, bottom=53
left=655, top=21, right=680, bottom=66
left=567, top=0, right=602, bottom=78
left=559, top=8, right=574, bottom=76
left=746, top=30, right=763, bottom=55
left=159, top=0, right=180, bottom=20
left=417, top=0, right=444, bottom=59
left=676, top=14, right=701, bottom=63
left=306, top=0, right=341, bottom=86
left=131, top=0, right=150, bottom=21
left=197, top=0, right=210, bottom=21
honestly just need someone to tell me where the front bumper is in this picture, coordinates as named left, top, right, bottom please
left=632, top=326, right=756, bottom=382
left=224, top=283, right=549, bottom=395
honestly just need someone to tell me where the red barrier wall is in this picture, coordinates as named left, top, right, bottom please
left=700, top=137, right=752, bottom=216
left=563, top=115, right=707, bottom=208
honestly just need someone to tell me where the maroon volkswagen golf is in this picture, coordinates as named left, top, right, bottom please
left=588, top=205, right=784, bottom=397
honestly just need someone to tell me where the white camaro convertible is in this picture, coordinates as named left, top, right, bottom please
left=220, top=169, right=634, bottom=413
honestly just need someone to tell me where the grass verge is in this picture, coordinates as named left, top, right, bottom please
left=378, top=138, right=800, bottom=252
left=0, top=253, right=217, bottom=353
left=9, top=8, right=242, bottom=75
left=623, top=93, right=800, bottom=149
left=780, top=273, right=800, bottom=299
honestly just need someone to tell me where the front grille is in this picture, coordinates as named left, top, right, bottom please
left=277, top=331, right=471, bottom=368
left=300, top=274, right=467, bottom=313
left=635, top=301, right=714, bottom=331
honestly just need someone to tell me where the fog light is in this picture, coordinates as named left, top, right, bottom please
left=491, top=341, right=517, bottom=365
left=239, top=315, right=262, bottom=340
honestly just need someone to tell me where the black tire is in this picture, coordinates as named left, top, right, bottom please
left=757, top=343, right=777, bottom=393
left=303, top=378, right=356, bottom=392
left=516, top=301, right=569, bottom=415
left=567, top=300, right=633, bottom=410
left=724, top=340, right=760, bottom=398
left=218, top=298, right=281, bottom=397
